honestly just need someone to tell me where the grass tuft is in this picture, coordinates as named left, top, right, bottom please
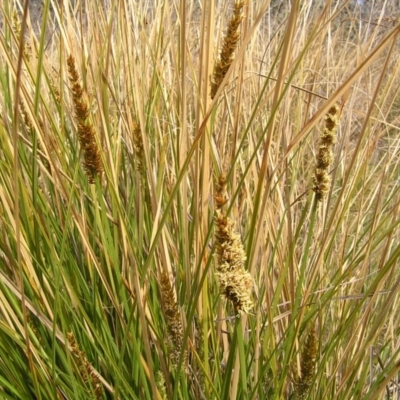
left=0, top=1, right=399, bottom=399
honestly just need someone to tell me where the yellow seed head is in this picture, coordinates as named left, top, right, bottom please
left=214, top=173, right=253, bottom=314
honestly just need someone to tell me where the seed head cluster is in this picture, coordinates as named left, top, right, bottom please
left=155, top=370, right=168, bottom=400
left=294, top=326, right=317, bottom=399
left=132, top=122, right=144, bottom=174
left=313, top=104, right=340, bottom=201
left=67, top=54, right=103, bottom=184
left=12, top=11, right=32, bottom=61
left=214, top=175, right=253, bottom=314
left=159, top=272, right=187, bottom=369
left=67, top=332, right=104, bottom=399
left=210, top=1, right=246, bottom=99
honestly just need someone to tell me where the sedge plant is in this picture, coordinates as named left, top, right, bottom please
left=0, top=0, right=400, bottom=399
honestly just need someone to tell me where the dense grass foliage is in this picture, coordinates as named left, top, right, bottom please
left=0, top=1, right=400, bottom=399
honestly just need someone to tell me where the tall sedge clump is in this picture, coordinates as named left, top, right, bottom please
left=67, top=332, right=104, bottom=399
left=210, top=1, right=246, bottom=99
left=67, top=54, right=103, bottom=184
left=159, top=272, right=187, bottom=370
left=312, top=104, right=340, bottom=201
left=214, top=175, right=253, bottom=314
left=294, top=326, right=317, bottom=400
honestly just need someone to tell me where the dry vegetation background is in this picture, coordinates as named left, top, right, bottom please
left=0, top=0, right=400, bottom=399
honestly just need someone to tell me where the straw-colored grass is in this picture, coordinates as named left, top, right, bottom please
left=0, top=0, right=400, bottom=399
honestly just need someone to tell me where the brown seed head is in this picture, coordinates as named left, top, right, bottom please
left=214, top=198, right=253, bottom=314
left=67, top=54, right=103, bottom=184
left=294, top=326, right=317, bottom=399
left=210, top=1, right=246, bottom=99
left=67, top=331, right=104, bottom=398
left=159, top=273, right=187, bottom=369
left=312, top=103, right=340, bottom=201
